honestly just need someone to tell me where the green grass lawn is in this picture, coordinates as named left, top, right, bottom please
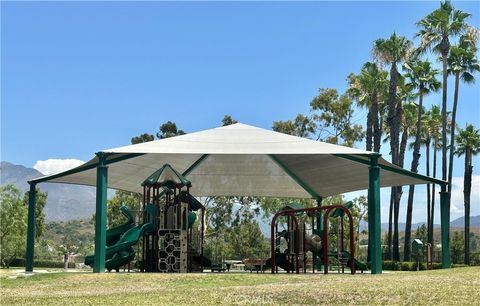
left=1, top=267, right=479, bottom=305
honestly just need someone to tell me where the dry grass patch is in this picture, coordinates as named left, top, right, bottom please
left=1, top=267, right=479, bottom=305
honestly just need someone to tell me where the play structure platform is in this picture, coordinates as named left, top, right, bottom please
left=269, top=202, right=367, bottom=274
left=85, top=164, right=211, bottom=273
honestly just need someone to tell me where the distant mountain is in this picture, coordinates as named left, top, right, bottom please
left=358, top=216, right=479, bottom=233
left=450, top=215, right=480, bottom=228
left=0, top=161, right=96, bottom=222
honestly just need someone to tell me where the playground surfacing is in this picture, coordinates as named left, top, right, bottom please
left=1, top=267, right=479, bottom=305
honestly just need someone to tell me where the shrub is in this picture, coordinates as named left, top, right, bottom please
left=452, top=264, right=469, bottom=268
left=382, top=260, right=428, bottom=271
left=401, top=262, right=412, bottom=271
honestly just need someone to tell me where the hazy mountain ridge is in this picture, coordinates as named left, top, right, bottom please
left=1, top=161, right=96, bottom=221
left=358, top=216, right=480, bottom=233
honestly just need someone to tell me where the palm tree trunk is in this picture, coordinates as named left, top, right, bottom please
left=386, top=61, right=400, bottom=262
left=448, top=73, right=460, bottom=194
left=387, top=63, right=399, bottom=165
left=404, top=185, right=415, bottom=261
left=393, top=129, right=407, bottom=261
left=372, top=92, right=381, bottom=153
left=425, top=138, right=432, bottom=245
left=464, top=149, right=472, bottom=265
left=366, top=108, right=373, bottom=151
left=396, top=83, right=404, bottom=167
left=393, top=188, right=401, bottom=261
left=388, top=193, right=394, bottom=260
left=440, top=51, right=449, bottom=211
left=379, top=111, right=384, bottom=151
left=430, top=137, right=438, bottom=245
left=404, top=87, right=425, bottom=261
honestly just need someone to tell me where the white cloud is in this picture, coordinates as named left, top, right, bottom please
left=450, top=175, right=480, bottom=216
left=33, top=159, right=85, bottom=175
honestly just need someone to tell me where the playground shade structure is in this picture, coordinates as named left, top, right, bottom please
left=30, top=123, right=441, bottom=198
left=27, top=123, right=449, bottom=274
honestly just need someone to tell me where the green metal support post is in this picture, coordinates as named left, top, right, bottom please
left=368, top=153, right=382, bottom=274
left=93, top=152, right=108, bottom=273
left=25, top=183, right=36, bottom=272
left=440, top=189, right=451, bottom=268
left=316, top=197, right=323, bottom=231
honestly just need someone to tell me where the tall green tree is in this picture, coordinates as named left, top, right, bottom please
left=428, top=105, right=449, bottom=243
left=394, top=98, right=418, bottom=260
left=447, top=34, right=479, bottom=197
left=106, top=131, right=158, bottom=225
left=382, top=78, right=417, bottom=260
left=422, top=105, right=443, bottom=245
left=416, top=0, right=472, bottom=213
left=225, top=218, right=268, bottom=260
left=272, top=114, right=316, bottom=138
left=414, top=224, right=428, bottom=243
left=0, top=185, right=27, bottom=268
left=310, top=88, right=364, bottom=146
left=22, top=188, right=48, bottom=239
left=403, top=60, right=441, bottom=261
left=131, top=133, right=154, bottom=144
left=156, top=121, right=185, bottom=139
left=222, top=115, right=238, bottom=126
left=347, top=62, right=388, bottom=152
left=373, top=33, right=413, bottom=165
left=350, top=196, right=368, bottom=257
left=455, top=123, right=480, bottom=265
left=373, top=33, right=412, bottom=261
left=202, top=196, right=260, bottom=262
left=106, top=192, right=142, bottom=227
left=451, top=231, right=464, bottom=264
left=258, top=197, right=315, bottom=222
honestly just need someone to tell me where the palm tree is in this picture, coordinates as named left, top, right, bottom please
left=419, top=116, right=433, bottom=244
left=455, top=124, right=480, bottom=265
left=373, top=33, right=412, bottom=261
left=447, top=34, right=479, bottom=195
left=373, top=33, right=413, bottom=165
left=423, top=105, right=443, bottom=245
left=416, top=0, right=471, bottom=206
left=347, top=62, right=388, bottom=152
left=382, top=79, right=417, bottom=261
left=403, top=60, right=441, bottom=261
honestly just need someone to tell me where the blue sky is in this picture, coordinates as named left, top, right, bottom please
left=2, top=1, right=479, bottom=222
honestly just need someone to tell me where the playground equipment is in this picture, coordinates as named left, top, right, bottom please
left=141, top=164, right=207, bottom=273
left=84, top=207, right=154, bottom=272
left=106, top=206, right=135, bottom=246
left=270, top=202, right=366, bottom=274
left=85, top=164, right=209, bottom=273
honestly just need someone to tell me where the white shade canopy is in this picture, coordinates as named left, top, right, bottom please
left=30, top=123, right=445, bottom=198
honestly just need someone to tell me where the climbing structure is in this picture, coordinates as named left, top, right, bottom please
left=141, top=164, right=206, bottom=272
left=270, top=202, right=366, bottom=274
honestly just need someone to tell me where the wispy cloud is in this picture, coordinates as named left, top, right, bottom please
left=33, top=158, right=85, bottom=175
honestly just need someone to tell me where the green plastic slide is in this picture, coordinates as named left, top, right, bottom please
left=106, top=206, right=135, bottom=246
left=105, top=247, right=136, bottom=272
left=85, top=222, right=153, bottom=270
left=315, top=251, right=368, bottom=272
left=342, top=251, right=368, bottom=272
